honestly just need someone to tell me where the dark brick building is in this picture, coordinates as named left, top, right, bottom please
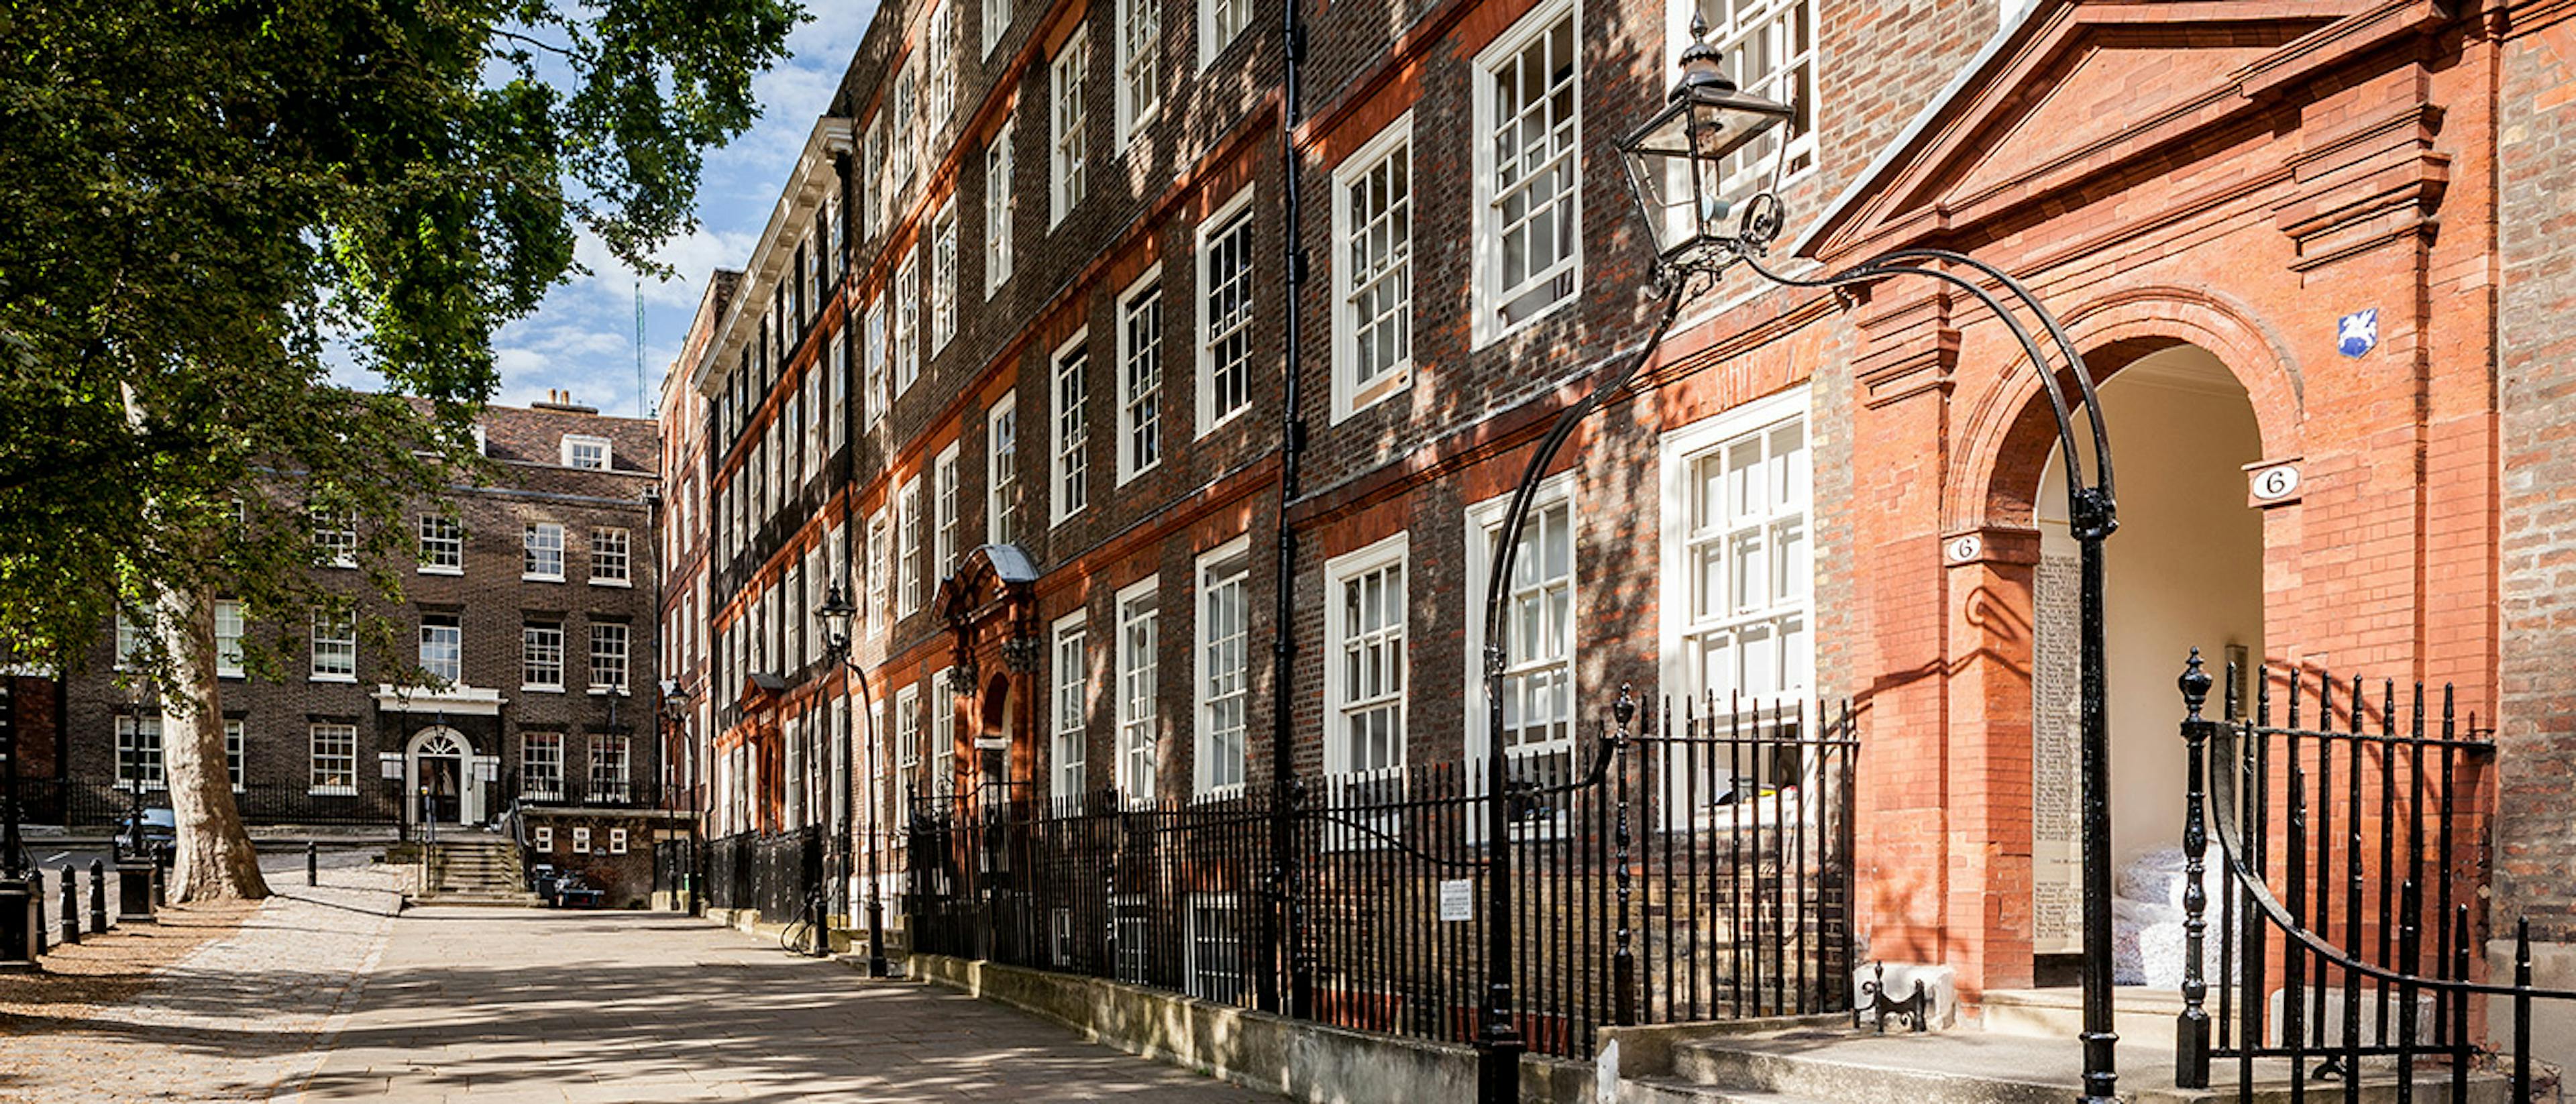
left=52, top=398, right=671, bottom=901
left=674, top=0, right=2576, bottom=1059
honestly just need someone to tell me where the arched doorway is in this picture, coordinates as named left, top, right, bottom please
left=408, top=726, right=481, bottom=826
left=2025, top=344, right=2264, bottom=981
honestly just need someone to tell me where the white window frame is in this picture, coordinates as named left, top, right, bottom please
left=1469, top=0, right=1582, bottom=348
left=1331, top=113, right=1415, bottom=423
left=1193, top=537, right=1251, bottom=797
left=865, top=297, right=891, bottom=423
left=1656, top=386, right=1814, bottom=769
left=214, top=599, right=245, bottom=678
left=1116, top=266, right=1163, bottom=483
left=890, top=66, right=918, bottom=192
left=935, top=441, right=962, bottom=574
left=1113, top=0, right=1159, bottom=148
left=309, top=722, right=358, bottom=795
left=523, top=621, right=566, bottom=692
left=589, top=621, right=631, bottom=694
left=985, top=117, right=1016, bottom=296
left=524, top=522, right=566, bottom=582
left=534, top=825, right=554, bottom=850
left=419, top=613, right=462, bottom=684
left=1050, top=32, right=1089, bottom=227
left=562, top=434, right=612, bottom=470
left=1464, top=473, right=1580, bottom=816
left=1665, top=0, right=1819, bottom=201
left=223, top=719, right=245, bottom=791
left=1050, top=331, right=1090, bottom=522
left=116, top=715, right=164, bottom=790
left=418, top=514, right=464, bottom=574
left=1195, top=186, right=1256, bottom=435
left=894, top=254, right=920, bottom=394
left=895, top=683, right=922, bottom=822
left=591, top=732, right=631, bottom=802
left=313, top=510, right=357, bottom=568
left=590, top=527, right=632, bottom=586
left=983, top=0, right=1012, bottom=54
left=867, top=513, right=890, bottom=637
left=897, top=475, right=923, bottom=616
left=928, top=0, right=957, bottom=133
left=1051, top=611, right=1089, bottom=802
left=573, top=826, right=593, bottom=854
left=931, top=199, right=959, bottom=352
left=1199, top=0, right=1250, bottom=70
left=987, top=391, right=1019, bottom=547
left=830, top=331, right=849, bottom=452
left=610, top=827, right=629, bottom=854
left=311, top=610, right=357, bottom=682
left=1322, top=533, right=1407, bottom=777
left=928, top=667, right=956, bottom=797
left=1114, top=578, right=1159, bottom=805
left=523, top=732, right=566, bottom=802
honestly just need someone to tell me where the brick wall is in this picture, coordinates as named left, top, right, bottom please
left=56, top=401, right=664, bottom=827
left=2494, top=0, right=2576, bottom=943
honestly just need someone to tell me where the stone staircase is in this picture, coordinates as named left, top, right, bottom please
left=1618, top=993, right=2507, bottom=1104
left=421, top=834, right=539, bottom=906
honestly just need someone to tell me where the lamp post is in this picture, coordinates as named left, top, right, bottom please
left=1485, top=20, right=2123, bottom=1104
left=816, top=580, right=891, bottom=977
left=661, top=681, right=699, bottom=913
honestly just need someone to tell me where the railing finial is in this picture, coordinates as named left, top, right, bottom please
left=2180, top=647, right=2211, bottom=722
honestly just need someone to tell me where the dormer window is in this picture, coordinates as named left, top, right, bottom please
left=562, top=435, right=611, bottom=470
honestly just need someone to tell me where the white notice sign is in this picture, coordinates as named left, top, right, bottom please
left=1438, top=879, right=1474, bottom=922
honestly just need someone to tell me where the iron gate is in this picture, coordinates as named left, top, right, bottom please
left=2176, top=652, right=2573, bottom=1101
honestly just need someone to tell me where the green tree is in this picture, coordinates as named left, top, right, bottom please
left=0, top=0, right=799, bottom=899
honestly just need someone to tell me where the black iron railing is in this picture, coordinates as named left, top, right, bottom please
left=908, top=696, right=1858, bottom=1060
left=13, top=778, right=397, bottom=828
left=706, top=826, right=822, bottom=922
left=2176, top=655, right=2573, bottom=1101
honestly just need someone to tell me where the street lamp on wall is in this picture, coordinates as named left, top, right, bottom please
left=816, top=579, right=890, bottom=977
left=1469, top=19, right=2122, bottom=1104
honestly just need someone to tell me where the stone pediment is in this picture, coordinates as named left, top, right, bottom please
left=1799, top=0, right=2447, bottom=264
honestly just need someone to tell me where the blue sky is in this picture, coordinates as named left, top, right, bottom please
left=457, top=3, right=874, bottom=419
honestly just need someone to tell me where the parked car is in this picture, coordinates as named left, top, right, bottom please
left=116, top=808, right=176, bottom=864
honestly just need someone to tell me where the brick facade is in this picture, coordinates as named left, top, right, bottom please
left=54, top=401, right=665, bottom=839
left=678, top=0, right=2571, bottom=1029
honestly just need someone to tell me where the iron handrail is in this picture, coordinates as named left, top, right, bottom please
left=2204, top=719, right=2576, bottom=1000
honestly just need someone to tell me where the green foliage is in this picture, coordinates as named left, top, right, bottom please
left=0, top=0, right=800, bottom=687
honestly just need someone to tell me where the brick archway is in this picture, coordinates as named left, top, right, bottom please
left=1945, top=284, right=2306, bottom=536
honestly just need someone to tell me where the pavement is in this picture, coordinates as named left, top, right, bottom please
left=0, top=855, right=1278, bottom=1103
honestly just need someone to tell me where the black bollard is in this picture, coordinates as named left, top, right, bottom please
left=58, top=865, right=77, bottom=945
left=306, top=841, right=317, bottom=887
left=87, top=859, right=106, bottom=933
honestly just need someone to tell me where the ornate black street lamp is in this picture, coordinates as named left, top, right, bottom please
left=816, top=580, right=892, bottom=977
left=1479, top=18, right=2122, bottom=1104
left=660, top=681, right=700, bottom=914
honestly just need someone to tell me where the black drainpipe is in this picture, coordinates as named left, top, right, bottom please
left=1263, top=0, right=1311, bottom=1021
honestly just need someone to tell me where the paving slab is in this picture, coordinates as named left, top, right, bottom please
left=289, top=907, right=1279, bottom=1103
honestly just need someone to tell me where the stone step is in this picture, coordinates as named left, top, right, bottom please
left=1621, top=1078, right=1828, bottom=1104
left=1668, top=1026, right=2508, bottom=1104
left=1978, top=986, right=2186, bottom=1044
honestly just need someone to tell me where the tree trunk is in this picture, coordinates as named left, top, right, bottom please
left=156, top=584, right=269, bottom=902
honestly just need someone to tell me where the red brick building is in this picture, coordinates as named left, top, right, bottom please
left=674, top=0, right=2575, bottom=1048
